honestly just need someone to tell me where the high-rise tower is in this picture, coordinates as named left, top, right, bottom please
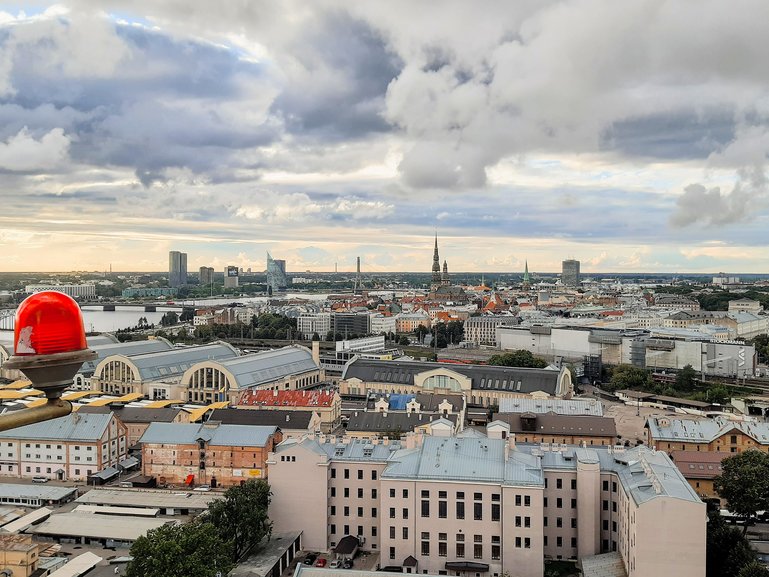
left=169, top=251, right=187, bottom=288
left=431, top=234, right=441, bottom=289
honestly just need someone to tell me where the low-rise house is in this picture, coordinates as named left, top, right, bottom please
left=646, top=416, right=769, bottom=454
left=345, top=411, right=459, bottom=439
left=0, top=412, right=127, bottom=482
left=139, top=422, right=282, bottom=487
left=0, top=534, right=40, bottom=577
left=237, top=390, right=341, bottom=433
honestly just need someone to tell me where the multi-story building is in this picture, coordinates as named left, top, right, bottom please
left=497, top=397, right=604, bottom=416
left=0, top=412, right=127, bottom=482
left=670, top=450, right=727, bottom=504
left=139, top=421, right=281, bottom=487
left=267, top=428, right=705, bottom=577
left=24, top=284, right=96, bottom=299
left=121, top=287, right=177, bottom=298
left=181, top=345, right=324, bottom=403
left=0, top=534, right=40, bottom=577
left=333, top=313, right=371, bottom=338
left=561, top=260, right=580, bottom=287
left=646, top=416, right=769, bottom=454
left=297, top=312, right=332, bottom=339
left=653, top=294, right=699, bottom=311
left=199, top=266, right=215, bottom=287
left=464, top=316, right=519, bottom=346
left=370, top=314, right=397, bottom=336
left=267, top=252, right=288, bottom=293
left=78, top=406, right=191, bottom=446
left=224, top=266, right=239, bottom=289
left=394, top=312, right=431, bottom=334
left=236, top=390, right=342, bottom=433
left=169, top=250, right=188, bottom=288
left=340, top=358, right=573, bottom=406
left=488, top=415, right=617, bottom=446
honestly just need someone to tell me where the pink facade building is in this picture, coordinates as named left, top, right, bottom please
left=267, top=424, right=705, bottom=577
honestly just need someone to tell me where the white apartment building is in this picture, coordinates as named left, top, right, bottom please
left=464, top=316, right=519, bottom=346
left=371, top=314, right=397, bottom=336
left=298, top=313, right=332, bottom=339
left=268, top=427, right=705, bottom=577
left=25, top=284, right=96, bottom=299
left=0, top=413, right=127, bottom=482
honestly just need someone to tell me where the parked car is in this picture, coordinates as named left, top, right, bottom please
left=343, top=559, right=354, bottom=569
left=314, top=558, right=327, bottom=568
left=193, top=485, right=211, bottom=492
left=32, top=476, right=49, bottom=483
left=329, top=560, right=342, bottom=569
left=304, top=554, right=318, bottom=565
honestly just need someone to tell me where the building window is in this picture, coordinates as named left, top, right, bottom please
left=557, top=537, right=563, bottom=548
left=390, top=527, right=396, bottom=539
left=403, top=489, right=409, bottom=498
left=571, top=499, right=577, bottom=509
left=390, top=508, right=396, bottom=519
left=525, top=516, right=531, bottom=528
left=331, top=524, right=336, bottom=534
left=515, top=537, right=521, bottom=548
left=602, top=500, right=609, bottom=511
left=474, top=503, right=482, bottom=520
left=357, top=507, right=363, bottom=517
left=389, top=547, right=395, bottom=560
left=571, top=479, right=577, bottom=490
left=390, top=488, right=396, bottom=498
left=344, top=506, right=350, bottom=516
left=422, top=490, right=429, bottom=498
left=372, top=470, right=377, bottom=480
left=557, top=517, right=563, bottom=528
left=439, top=501, right=447, bottom=518
left=603, top=520, right=609, bottom=531
left=421, top=534, right=430, bottom=556
left=524, top=538, right=531, bottom=549
left=422, top=500, right=430, bottom=517
left=372, top=508, right=377, bottom=518
left=456, top=502, right=465, bottom=519
left=524, top=495, right=531, bottom=506
left=344, top=488, right=350, bottom=498
left=330, top=506, right=336, bottom=515
left=612, top=482, right=617, bottom=493
left=515, top=495, right=521, bottom=506
left=456, top=543, right=465, bottom=558
left=358, top=470, right=363, bottom=480
left=344, top=468, right=350, bottom=479
left=438, top=542, right=447, bottom=557
left=492, top=503, right=500, bottom=521
left=571, top=518, right=577, bottom=529
left=556, top=478, right=562, bottom=489
left=556, top=498, right=563, bottom=508
left=372, top=489, right=378, bottom=499
left=515, top=516, right=521, bottom=527
left=358, top=488, right=364, bottom=498
left=602, top=480, right=609, bottom=491
left=403, top=527, right=408, bottom=539
left=457, top=491, right=464, bottom=500
left=474, top=544, right=482, bottom=559
left=403, top=508, right=409, bottom=519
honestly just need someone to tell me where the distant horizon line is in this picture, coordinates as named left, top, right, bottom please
left=1, top=271, right=767, bottom=278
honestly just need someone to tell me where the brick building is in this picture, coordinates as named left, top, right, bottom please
left=236, top=390, right=342, bottom=433
left=646, top=416, right=769, bottom=454
left=139, top=422, right=281, bottom=487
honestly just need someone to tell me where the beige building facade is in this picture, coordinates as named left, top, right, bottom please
left=268, top=427, right=705, bottom=577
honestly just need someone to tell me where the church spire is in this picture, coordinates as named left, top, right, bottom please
left=522, top=259, right=531, bottom=290
left=431, top=233, right=441, bottom=287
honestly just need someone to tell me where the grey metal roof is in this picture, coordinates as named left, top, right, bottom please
left=498, top=397, right=603, bottom=416
left=118, top=342, right=238, bottom=381
left=139, top=422, right=277, bottom=447
left=646, top=415, right=769, bottom=445
left=382, top=436, right=544, bottom=486
left=366, top=392, right=464, bottom=413
left=276, top=436, right=403, bottom=462
left=342, top=358, right=562, bottom=395
left=210, top=346, right=318, bottom=389
left=0, top=483, right=77, bottom=501
left=209, top=408, right=313, bottom=429
left=529, top=444, right=702, bottom=505
left=76, top=488, right=218, bottom=509
left=346, top=411, right=458, bottom=433
left=0, top=412, right=112, bottom=442
left=79, top=339, right=174, bottom=375
left=29, top=511, right=174, bottom=541
left=78, top=406, right=184, bottom=423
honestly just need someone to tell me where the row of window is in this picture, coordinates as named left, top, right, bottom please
left=545, top=478, right=577, bottom=490
left=331, top=506, right=378, bottom=518
left=331, top=487, right=378, bottom=499
left=331, top=468, right=378, bottom=480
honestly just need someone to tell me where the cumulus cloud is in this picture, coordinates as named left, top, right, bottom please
left=0, top=127, right=70, bottom=171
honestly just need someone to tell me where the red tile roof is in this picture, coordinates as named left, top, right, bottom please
left=670, top=450, right=729, bottom=479
left=237, top=389, right=337, bottom=408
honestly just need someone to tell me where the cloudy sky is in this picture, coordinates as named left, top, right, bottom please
left=1, top=1, right=768, bottom=274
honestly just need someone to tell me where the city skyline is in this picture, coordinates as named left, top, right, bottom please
left=2, top=2, right=769, bottom=273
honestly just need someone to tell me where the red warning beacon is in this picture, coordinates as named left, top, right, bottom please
left=4, top=292, right=97, bottom=398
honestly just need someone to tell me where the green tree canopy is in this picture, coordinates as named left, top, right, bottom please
left=126, top=521, right=234, bottom=577
left=207, top=479, right=272, bottom=561
left=715, top=450, right=769, bottom=531
left=607, top=364, right=650, bottom=392
left=488, top=350, right=548, bottom=368
left=706, top=510, right=758, bottom=577
left=738, top=562, right=769, bottom=577
left=676, top=364, right=698, bottom=391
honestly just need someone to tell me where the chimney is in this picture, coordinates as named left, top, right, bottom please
left=312, top=341, right=320, bottom=366
left=508, top=432, right=516, bottom=451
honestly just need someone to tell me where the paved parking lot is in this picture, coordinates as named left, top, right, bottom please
left=600, top=398, right=683, bottom=444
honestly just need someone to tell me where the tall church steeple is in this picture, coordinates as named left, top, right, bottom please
left=441, top=259, right=449, bottom=285
left=431, top=233, right=442, bottom=288
left=522, top=259, right=531, bottom=290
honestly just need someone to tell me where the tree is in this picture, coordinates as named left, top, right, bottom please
left=706, top=509, right=757, bottom=577
left=398, top=335, right=410, bottom=346
left=715, top=450, right=769, bottom=532
left=487, top=350, right=547, bottom=368
left=606, top=364, right=650, bottom=392
left=126, top=521, right=234, bottom=577
left=160, top=311, right=179, bottom=327
left=415, top=325, right=429, bottom=344
left=739, top=562, right=769, bottom=577
left=311, top=332, right=320, bottom=341
left=180, top=307, right=195, bottom=323
left=676, top=364, right=697, bottom=391
left=207, top=479, right=272, bottom=561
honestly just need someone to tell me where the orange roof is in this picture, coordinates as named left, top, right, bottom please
left=600, top=310, right=625, bottom=317
left=237, top=389, right=337, bottom=408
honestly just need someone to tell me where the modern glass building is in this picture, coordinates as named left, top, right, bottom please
left=266, top=252, right=288, bottom=294
left=169, top=251, right=188, bottom=287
